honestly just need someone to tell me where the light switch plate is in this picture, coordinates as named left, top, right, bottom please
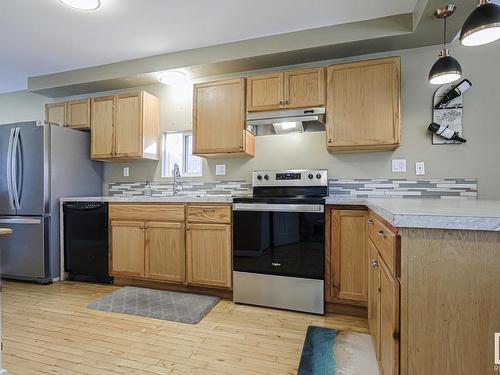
left=215, top=164, right=226, bottom=176
left=392, top=159, right=407, bottom=173
left=123, top=167, right=129, bottom=177
left=415, top=161, right=425, bottom=175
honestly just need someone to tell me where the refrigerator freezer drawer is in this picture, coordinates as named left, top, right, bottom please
left=0, top=216, right=49, bottom=282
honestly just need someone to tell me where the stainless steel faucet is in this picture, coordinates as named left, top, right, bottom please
left=173, top=163, right=183, bottom=196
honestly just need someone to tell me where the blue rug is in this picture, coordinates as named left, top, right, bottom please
left=298, top=326, right=337, bottom=375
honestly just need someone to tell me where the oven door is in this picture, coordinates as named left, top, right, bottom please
left=232, top=203, right=325, bottom=280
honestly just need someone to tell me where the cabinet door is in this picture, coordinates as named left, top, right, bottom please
left=368, top=239, right=380, bottom=358
left=284, top=68, right=325, bottom=109
left=145, top=222, right=185, bottom=283
left=193, top=78, right=246, bottom=154
left=331, top=210, right=368, bottom=302
left=110, top=221, right=145, bottom=277
left=115, top=92, right=143, bottom=158
left=45, top=102, right=66, bottom=126
left=246, top=73, right=284, bottom=112
left=91, top=96, right=114, bottom=159
left=66, top=99, right=91, bottom=129
left=326, top=57, right=400, bottom=151
left=186, top=223, right=231, bottom=288
left=379, top=258, right=400, bottom=375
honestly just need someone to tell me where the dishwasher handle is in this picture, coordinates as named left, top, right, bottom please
left=63, top=202, right=107, bottom=212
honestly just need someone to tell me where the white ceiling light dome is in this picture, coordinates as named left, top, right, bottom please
left=58, top=0, right=101, bottom=11
left=158, top=71, right=190, bottom=86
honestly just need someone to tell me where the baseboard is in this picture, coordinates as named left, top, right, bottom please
left=113, top=277, right=233, bottom=299
left=325, top=302, right=368, bottom=318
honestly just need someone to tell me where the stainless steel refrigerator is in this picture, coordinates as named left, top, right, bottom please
left=0, top=121, right=102, bottom=283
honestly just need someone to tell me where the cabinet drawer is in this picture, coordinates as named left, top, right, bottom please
left=188, top=205, right=231, bottom=224
left=109, top=204, right=185, bottom=222
left=368, top=213, right=399, bottom=276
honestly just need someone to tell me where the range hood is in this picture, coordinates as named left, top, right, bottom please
left=246, top=107, right=326, bottom=136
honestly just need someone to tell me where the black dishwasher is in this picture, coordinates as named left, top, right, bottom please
left=63, top=202, right=112, bottom=283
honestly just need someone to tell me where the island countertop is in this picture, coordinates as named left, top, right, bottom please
left=326, top=197, right=500, bottom=231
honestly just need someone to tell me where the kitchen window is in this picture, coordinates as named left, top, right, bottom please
left=162, top=132, right=203, bottom=177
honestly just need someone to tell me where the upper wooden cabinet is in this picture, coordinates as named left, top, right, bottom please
left=46, top=99, right=91, bottom=130
left=66, top=99, right=91, bottom=130
left=326, top=57, right=401, bottom=152
left=330, top=209, right=368, bottom=304
left=193, top=78, right=254, bottom=157
left=247, top=67, right=326, bottom=112
left=91, top=91, right=160, bottom=161
left=246, top=73, right=284, bottom=111
left=45, top=102, right=66, bottom=126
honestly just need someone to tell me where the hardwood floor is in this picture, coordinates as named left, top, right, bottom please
left=2, top=281, right=368, bottom=375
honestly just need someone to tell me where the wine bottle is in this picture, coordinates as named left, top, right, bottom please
left=428, top=122, right=466, bottom=143
left=435, top=79, right=472, bottom=109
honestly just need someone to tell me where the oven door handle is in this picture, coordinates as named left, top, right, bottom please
left=232, top=203, right=324, bottom=213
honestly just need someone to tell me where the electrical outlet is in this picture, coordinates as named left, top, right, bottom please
left=415, top=161, right=425, bottom=175
left=392, top=159, right=407, bottom=173
left=123, top=167, right=129, bottom=177
left=215, top=164, right=226, bottom=176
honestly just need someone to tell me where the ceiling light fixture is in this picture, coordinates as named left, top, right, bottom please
left=460, top=0, right=500, bottom=46
left=429, top=5, right=463, bottom=85
left=58, top=0, right=101, bottom=11
left=157, top=71, right=189, bottom=86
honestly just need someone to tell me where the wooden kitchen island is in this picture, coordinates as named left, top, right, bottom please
left=326, top=198, right=500, bottom=375
left=0, top=227, right=12, bottom=375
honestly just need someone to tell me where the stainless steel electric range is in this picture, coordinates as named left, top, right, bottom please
left=232, top=169, right=327, bottom=315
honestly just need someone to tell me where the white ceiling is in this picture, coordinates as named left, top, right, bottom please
left=0, top=0, right=418, bottom=94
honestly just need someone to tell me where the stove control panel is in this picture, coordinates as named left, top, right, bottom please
left=252, top=169, right=328, bottom=187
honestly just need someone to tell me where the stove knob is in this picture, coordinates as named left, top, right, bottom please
left=257, top=175, right=263, bottom=180
left=316, top=173, right=322, bottom=179
left=308, top=173, right=314, bottom=179
left=264, top=174, right=270, bottom=180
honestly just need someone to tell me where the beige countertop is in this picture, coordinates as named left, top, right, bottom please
left=326, top=197, right=500, bottom=231
left=60, top=196, right=500, bottom=231
left=60, top=195, right=236, bottom=204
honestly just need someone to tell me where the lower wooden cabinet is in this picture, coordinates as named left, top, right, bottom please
left=145, top=222, right=185, bottom=282
left=329, top=209, right=368, bottom=303
left=368, top=239, right=380, bottom=356
left=368, top=234, right=400, bottom=375
left=109, top=203, right=232, bottom=290
left=186, top=223, right=232, bottom=288
left=379, top=256, right=400, bottom=375
left=110, top=221, right=146, bottom=278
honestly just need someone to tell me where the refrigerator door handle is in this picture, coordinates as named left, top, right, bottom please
left=12, top=127, right=21, bottom=210
left=6, top=128, right=15, bottom=210
left=0, top=218, right=42, bottom=225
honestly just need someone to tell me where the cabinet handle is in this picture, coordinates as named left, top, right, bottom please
left=371, top=259, right=378, bottom=268
left=367, top=219, right=374, bottom=225
left=285, top=100, right=289, bottom=105
left=203, top=208, right=216, bottom=213
left=139, top=225, right=144, bottom=229
left=328, top=139, right=333, bottom=144
left=279, top=100, right=284, bottom=106
left=377, top=230, right=387, bottom=238
left=239, top=144, right=244, bottom=149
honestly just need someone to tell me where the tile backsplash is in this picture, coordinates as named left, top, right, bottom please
left=108, top=178, right=478, bottom=199
left=108, top=181, right=252, bottom=197
left=329, top=178, right=478, bottom=199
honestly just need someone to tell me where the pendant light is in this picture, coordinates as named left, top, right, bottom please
left=429, top=5, right=462, bottom=85
left=460, top=0, right=500, bottom=46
